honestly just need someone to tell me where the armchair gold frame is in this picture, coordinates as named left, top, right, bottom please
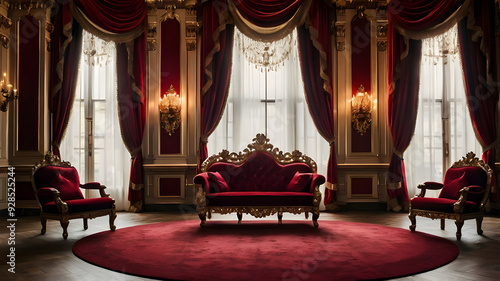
left=31, top=151, right=116, bottom=239
left=409, top=152, right=492, bottom=240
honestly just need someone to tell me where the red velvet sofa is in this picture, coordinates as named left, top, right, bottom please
left=194, top=134, right=325, bottom=227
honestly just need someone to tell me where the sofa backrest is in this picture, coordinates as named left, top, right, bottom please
left=207, top=152, right=313, bottom=191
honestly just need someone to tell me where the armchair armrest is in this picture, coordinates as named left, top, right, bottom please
left=308, top=174, right=326, bottom=193
left=80, top=182, right=109, bottom=197
left=38, top=187, right=68, bottom=213
left=415, top=181, right=443, bottom=197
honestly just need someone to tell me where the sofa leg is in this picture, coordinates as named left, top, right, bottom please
left=237, top=212, right=242, bottom=225
left=199, top=213, right=206, bottom=226
left=440, top=219, right=445, bottom=230
left=409, top=213, right=416, bottom=231
left=83, top=218, right=88, bottom=230
left=312, top=213, right=319, bottom=228
left=476, top=215, right=483, bottom=235
left=278, top=211, right=283, bottom=225
left=455, top=220, right=464, bottom=240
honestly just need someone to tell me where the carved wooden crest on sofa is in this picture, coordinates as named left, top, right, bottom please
left=194, top=134, right=325, bottom=227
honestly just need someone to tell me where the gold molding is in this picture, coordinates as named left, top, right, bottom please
left=201, top=134, right=318, bottom=173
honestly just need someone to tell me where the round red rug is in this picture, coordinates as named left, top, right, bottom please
left=73, top=220, right=458, bottom=280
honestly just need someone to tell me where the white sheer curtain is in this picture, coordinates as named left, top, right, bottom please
left=208, top=27, right=329, bottom=209
left=60, top=29, right=130, bottom=211
left=406, top=25, right=482, bottom=198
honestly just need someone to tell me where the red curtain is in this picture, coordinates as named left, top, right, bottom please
left=297, top=0, right=337, bottom=205
left=198, top=1, right=235, bottom=172
left=72, top=0, right=146, bottom=34
left=457, top=0, right=498, bottom=201
left=50, top=0, right=147, bottom=211
left=232, top=0, right=304, bottom=27
left=199, top=1, right=337, bottom=202
left=50, top=2, right=81, bottom=157
left=386, top=0, right=470, bottom=209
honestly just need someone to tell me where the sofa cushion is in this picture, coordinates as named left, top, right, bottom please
left=43, top=197, right=115, bottom=214
left=206, top=191, right=313, bottom=207
left=440, top=172, right=468, bottom=200
left=207, top=172, right=230, bottom=193
left=411, top=197, right=479, bottom=213
left=286, top=172, right=312, bottom=192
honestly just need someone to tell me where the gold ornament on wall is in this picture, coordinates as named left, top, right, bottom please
left=159, top=85, right=181, bottom=136
left=351, top=85, right=372, bottom=135
left=0, top=73, right=18, bottom=112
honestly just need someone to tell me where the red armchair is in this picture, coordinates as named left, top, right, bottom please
left=31, top=152, right=116, bottom=239
left=409, top=152, right=492, bottom=240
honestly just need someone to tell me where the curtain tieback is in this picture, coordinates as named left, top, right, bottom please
left=130, top=147, right=141, bottom=159
left=483, top=141, right=497, bottom=153
left=200, top=136, right=208, bottom=145
left=393, top=150, right=404, bottom=159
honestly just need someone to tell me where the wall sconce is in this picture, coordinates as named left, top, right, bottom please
left=0, top=73, right=18, bottom=112
left=351, top=85, right=372, bottom=135
left=159, top=84, right=181, bottom=136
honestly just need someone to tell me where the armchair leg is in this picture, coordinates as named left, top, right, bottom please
left=455, top=220, right=464, bottom=241
left=237, top=212, right=242, bottom=225
left=440, top=219, right=445, bottom=230
left=109, top=209, right=117, bottom=231
left=198, top=213, right=206, bottom=226
left=277, top=211, right=283, bottom=225
left=476, top=215, right=483, bottom=235
left=409, top=213, right=416, bottom=231
left=83, top=218, right=88, bottom=230
left=312, top=213, right=319, bottom=228
left=41, top=218, right=47, bottom=235
left=60, top=220, right=69, bottom=240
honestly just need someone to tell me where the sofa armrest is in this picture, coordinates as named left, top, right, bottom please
left=37, top=187, right=68, bottom=213
left=308, top=174, right=326, bottom=193
left=194, top=173, right=210, bottom=194
left=38, top=187, right=60, bottom=197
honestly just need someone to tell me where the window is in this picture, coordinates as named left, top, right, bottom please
left=208, top=27, right=329, bottom=207
left=60, top=30, right=130, bottom=210
left=406, top=25, right=482, bottom=197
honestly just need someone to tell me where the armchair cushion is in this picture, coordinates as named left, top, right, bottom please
left=207, top=172, right=230, bottom=193
left=411, top=197, right=480, bottom=214
left=286, top=172, right=312, bottom=192
left=49, top=173, right=84, bottom=201
left=42, top=197, right=115, bottom=214
left=440, top=172, right=469, bottom=200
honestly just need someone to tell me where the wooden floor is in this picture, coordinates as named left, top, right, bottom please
left=1, top=207, right=499, bottom=281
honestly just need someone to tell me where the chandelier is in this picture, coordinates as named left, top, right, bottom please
left=422, top=25, right=460, bottom=65
left=83, top=30, right=113, bottom=67
left=234, top=27, right=295, bottom=72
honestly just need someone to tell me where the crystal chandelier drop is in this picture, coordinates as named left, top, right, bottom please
left=234, top=27, right=295, bottom=72
left=83, top=30, right=113, bottom=67
left=422, top=25, right=460, bottom=65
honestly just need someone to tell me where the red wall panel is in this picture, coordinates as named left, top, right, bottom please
left=351, top=177, right=373, bottom=195
left=350, top=16, right=371, bottom=153
left=160, top=19, right=181, bottom=154
left=159, top=177, right=181, bottom=197
left=17, top=15, right=40, bottom=151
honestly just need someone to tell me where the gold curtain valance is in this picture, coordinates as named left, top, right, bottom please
left=227, top=0, right=312, bottom=43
